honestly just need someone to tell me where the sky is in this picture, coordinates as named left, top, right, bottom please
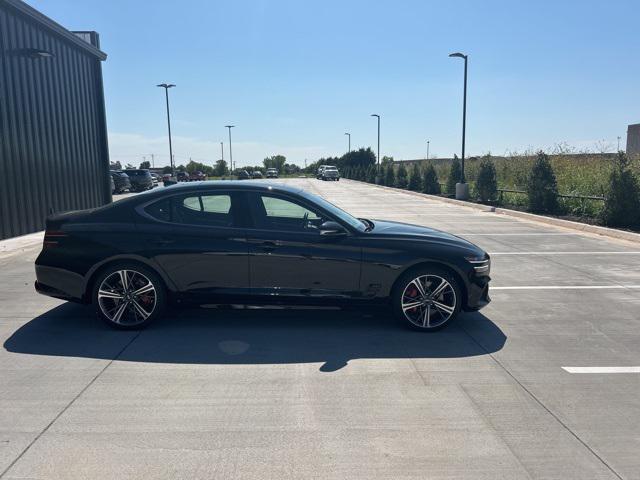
left=30, top=0, right=640, bottom=168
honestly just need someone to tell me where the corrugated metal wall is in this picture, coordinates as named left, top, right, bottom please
left=0, top=1, right=110, bottom=240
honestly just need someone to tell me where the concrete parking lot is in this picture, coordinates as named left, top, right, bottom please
left=1, top=178, right=639, bottom=479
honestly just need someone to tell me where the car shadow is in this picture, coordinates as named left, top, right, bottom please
left=3, top=303, right=506, bottom=372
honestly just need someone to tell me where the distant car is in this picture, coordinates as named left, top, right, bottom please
left=123, top=169, right=154, bottom=192
left=162, top=174, right=172, bottom=182
left=189, top=171, right=206, bottom=181
left=316, top=165, right=326, bottom=179
left=110, top=174, right=116, bottom=194
left=321, top=166, right=340, bottom=181
left=150, top=173, right=160, bottom=187
left=252, top=171, right=263, bottom=179
left=237, top=170, right=251, bottom=180
left=110, top=171, right=131, bottom=194
left=266, top=168, right=278, bottom=178
left=176, top=171, right=189, bottom=182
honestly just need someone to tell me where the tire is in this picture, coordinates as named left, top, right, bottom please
left=392, top=266, right=462, bottom=331
left=92, top=262, right=166, bottom=330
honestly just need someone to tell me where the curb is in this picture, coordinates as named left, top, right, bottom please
left=343, top=179, right=640, bottom=244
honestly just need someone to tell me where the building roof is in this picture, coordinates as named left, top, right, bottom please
left=2, top=0, right=107, bottom=60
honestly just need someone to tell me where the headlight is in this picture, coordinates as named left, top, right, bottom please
left=466, top=255, right=490, bottom=274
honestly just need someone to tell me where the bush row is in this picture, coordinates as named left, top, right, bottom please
left=342, top=152, right=640, bottom=230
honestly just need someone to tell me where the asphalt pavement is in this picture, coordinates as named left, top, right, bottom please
left=1, top=178, right=639, bottom=479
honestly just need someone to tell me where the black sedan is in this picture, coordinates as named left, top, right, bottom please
left=35, top=182, right=490, bottom=330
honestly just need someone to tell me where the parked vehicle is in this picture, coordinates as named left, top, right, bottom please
left=237, top=170, right=251, bottom=180
left=176, top=171, right=189, bottom=182
left=110, top=171, right=131, bottom=194
left=123, top=169, right=154, bottom=192
left=252, top=171, right=263, bottom=179
left=35, top=182, right=491, bottom=331
left=266, top=168, right=278, bottom=178
left=316, top=165, right=326, bottom=179
left=189, top=171, right=206, bottom=181
left=321, top=166, right=340, bottom=181
left=150, top=173, right=160, bottom=187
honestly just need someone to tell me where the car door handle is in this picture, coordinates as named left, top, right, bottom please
left=259, top=241, right=278, bottom=252
left=153, top=238, right=175, bottom=246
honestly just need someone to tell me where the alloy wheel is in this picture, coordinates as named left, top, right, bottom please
left=97, top=269, right=157, bottom=326
left=401, top=274, right=457, bottom=329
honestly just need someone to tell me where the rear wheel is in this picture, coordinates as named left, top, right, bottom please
left=393, top=267, right=461, bottom=331
left=92, top=263, right=166, bottom=329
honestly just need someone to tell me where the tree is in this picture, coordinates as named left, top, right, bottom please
left=396, top=163, right=409, bottom=188
left=139, top=160, right=151, bottom=169
left=476, top=155, right=498, bottom=202
left=381, top=155, right=394, bottom=166
left=213, top=159, right=229, bottom=177
left=367, top=165, right=377, bottom=184
left=162, top=166, right=172, bottom=174
left=408, top=163, right=422, bottom=191
left=446, top=156, right=462, bottom=194
left=601, top=152, right=640, bottom=228
left=385, top=164, right=396, bottom=187
left=423, top=163, right=441, bottom=194
left=109, top=161, right=122, bottom=170
left=263, top=155, right=286, bottom=172
left=526, top=151, right=559, bottom=213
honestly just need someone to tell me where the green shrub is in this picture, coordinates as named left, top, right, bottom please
left=367, top=165, right=377, bottom=183
left=476, top=156, right=498, bottom=202
left=385, top=164, right=396, bottom=187
left=396, top=164, right=408, bottom=188
left=422, top=163, right=441, bottom=194
left=601, top=152, right=640, bottom=228
left=408, top=163, right=422, bottom=191
left=446, top=156, right=462, bottom=194
left=526, top=151, right=559, bottom=213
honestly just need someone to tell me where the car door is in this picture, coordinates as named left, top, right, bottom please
left=245, top=191, right=362, bottom=300
left=136, top=190, right=250, bottom=302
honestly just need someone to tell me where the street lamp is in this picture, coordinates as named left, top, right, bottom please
left=427, top=140, right=430, bottom=161
left=157, top=83, right=176, bottom=177
left=371, top=114, right=380, bottom=177
left=344, top=132, right=351, bottom=153
left=449, top=52, right=469, bottom=199
left=225, top=125, right=235, bottom=172
left=220, top=141, right=224, bottom=163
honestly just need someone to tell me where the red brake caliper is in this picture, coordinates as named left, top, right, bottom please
left=405, top=286, right=419, bottom=312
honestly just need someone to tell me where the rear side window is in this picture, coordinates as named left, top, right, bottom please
left=144, top=198, right=171, bottom=222
left=173, top=194, right=234, bottom=227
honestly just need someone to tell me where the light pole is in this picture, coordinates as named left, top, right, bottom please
left=618, top=136, right=621, bottom=152
left=427, top=140, right=430, bottom=161
left=225, top=125, right=235, bottom=172
left=449, top=52, right=469, bottom=199
left=371, top=114, right=380, bottom=178
left=344, top=132, right=351, bottom=153
left=157, top=83, right=176, bottom=177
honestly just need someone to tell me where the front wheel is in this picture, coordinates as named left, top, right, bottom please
left=92, top=263, right=166, bottom=329
left=393, top=267, right=461, bottom=331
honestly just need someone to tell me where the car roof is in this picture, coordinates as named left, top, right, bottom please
left=135, top=180, right=304, bottom=199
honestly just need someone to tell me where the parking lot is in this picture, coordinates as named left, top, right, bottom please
left=1, top=178, right=639, bottom=479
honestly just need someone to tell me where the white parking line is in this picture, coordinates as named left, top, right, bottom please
left=489, top=251, right=640, bottom=255
left=491, top=285, right=640, bottom=290
left=457, top=233, right=581, bottom=236
left=562, top=367, right=640, bottom=373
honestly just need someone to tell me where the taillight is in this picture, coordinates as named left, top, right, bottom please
left=43, top=230, right=67, bottom=249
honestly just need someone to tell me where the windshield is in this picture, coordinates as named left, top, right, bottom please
left=299, top=190, right=366, bottom=232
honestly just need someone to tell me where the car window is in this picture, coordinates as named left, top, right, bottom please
left=173, top=194, right=234, bottom=227
left=253, top=194, right=323, bottom=232
left=145, top=198, right=171, bottom=222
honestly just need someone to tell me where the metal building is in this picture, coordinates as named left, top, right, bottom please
left=0, top=0, right=110, bottom=240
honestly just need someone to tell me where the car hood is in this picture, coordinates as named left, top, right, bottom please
left=368, top=219, right=483, bottom=253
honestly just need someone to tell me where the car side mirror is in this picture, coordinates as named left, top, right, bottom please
left=319, top=221, right=347, bottom=236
